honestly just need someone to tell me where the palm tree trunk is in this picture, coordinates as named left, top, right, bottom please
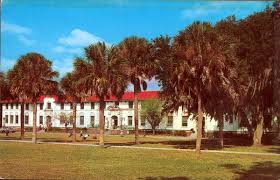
left=72, top=102, right=77, bottom=142
left=20, top=102, right=25, bottom=140
left=278, top=116, right=280, bottom=138
left=253, top=112, right=264, bottom=146
left=218, top=117, right=224, bottom=148
left=32, top=102, right=37, bottom=144
left=99, top=98, right=105, bottom=146
left=0, top=103, right=2, bottom=128
left=134, top=86, right=139, bottom=145
left=196, top=92, right=203, bottom=153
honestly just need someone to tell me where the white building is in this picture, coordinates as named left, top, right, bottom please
left=1, top=91, right=241, bottom=133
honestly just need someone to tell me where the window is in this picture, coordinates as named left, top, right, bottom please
left=128, top=101, right=133, bottom=109
left=167, top=116, right=173, bottom=127
left=15, top=104, right=18, bottom=109
left=5, top=115, right=8, bottom=123
left=115, top=101, right=119, bottom=107
left=15, top=115, right=19, bottom=124
left=229, top=118, right=233, bottom=124
left=5, top=104, right=8, bottom=109
left=47, top=103, right=51, bottom=109
left=39, top=116, right=43, bottom=124
left=11, top=104, right=13, bottom=109
left=91, top=102, right=95, bottom=109
left=90, top=116, right=95, bottom=126
left=10, top=115, right=14, bottom=124
left=80, top=116, right=84, bottom=125
left=25, top=115, right=29, bottom=124
left=141, top=116, right=146, bottom=126
left=128, top=116, right=133, bottom=126
left=61, top=103, right=64, bottom=110
left=26, top=104, right=29, bottom=110
left=70, top=103, right=73, bottom=109
left=80, top=103, right=84, bottom=109
left=40, top=103, right=43, bottom=110
left=182, top=116, right=188, bottom=127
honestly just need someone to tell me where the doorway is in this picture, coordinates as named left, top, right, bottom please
left=111, top=116, right=118, bottom=129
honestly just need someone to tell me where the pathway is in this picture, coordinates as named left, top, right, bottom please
left=0, top=139, right=279, bottom=156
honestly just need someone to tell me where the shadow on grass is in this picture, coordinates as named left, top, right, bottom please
left=265, top=147, right=280, bottom=154
left=222, top=161, right=280, bottom=180
left=1, top=134, right=279, bottom=153
left=138, top=176, right=189, bottom=180
left=105, top=137, right=253, bottom=150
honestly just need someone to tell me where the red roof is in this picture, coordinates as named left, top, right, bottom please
left=85, top=91, right=159, bottom=102
left=0, top=91, right=159, bottom=103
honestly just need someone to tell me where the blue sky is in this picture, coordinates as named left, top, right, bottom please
left=1, top=0, right=272, bottom=90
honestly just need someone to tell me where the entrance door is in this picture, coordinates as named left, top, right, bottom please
left=111, top=116, right=118, bottom=129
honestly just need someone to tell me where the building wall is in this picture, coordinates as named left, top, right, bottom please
left=1, top=97, right=240, bottom=132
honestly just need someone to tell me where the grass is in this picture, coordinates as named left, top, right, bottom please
left=0, top=132, right=279, bottom=154
left=0, top=141, right=279, bottom=179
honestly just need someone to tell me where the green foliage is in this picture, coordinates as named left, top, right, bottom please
left=141, top=99, right=163, bottom=132
left=55, top=112, right=73, bottom=125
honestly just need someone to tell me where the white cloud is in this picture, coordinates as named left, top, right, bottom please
left=52, top=46, right=82, bottom=54
left=18, top=35, right=36, bottom=46
left=1, top=21, right=31, bottom=34
left=58, top=29, right=108, bottom=47
left=1, top=21, right=35, bottom=46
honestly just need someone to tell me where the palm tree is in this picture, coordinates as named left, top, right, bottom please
left=60, top=72, right=83, bottom=142
left=8, top=53, right=58, bottom=143
left=74, top=42, right=127, bottom=146
left=117, top=36, right=152, bottom=144
left=157, top=22, right=237, bottom=153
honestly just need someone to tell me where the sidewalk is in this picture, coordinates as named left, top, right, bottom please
left=0, top=139, right=279, bottom=156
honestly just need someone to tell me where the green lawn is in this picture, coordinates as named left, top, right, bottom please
left=0, top=141, right=279, bottom=179
left=0, top=132, right=279, bottom=154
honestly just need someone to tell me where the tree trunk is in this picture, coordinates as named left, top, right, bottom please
left=218, top=117, right=224, bottom=148
left=99, top=98, right=105, bottom=146
left=20, top=103, right=25, bottom=140
left=152, top=128, right=155, bottom=136
left=253, top=113, right=264, bottom=146
left=196, top=93, right=203, bottom=153
left=278, top=116, right=280, bottom=138
left=72, top=102, right=77, bottom=142
left=32, top=102, right=37, bottom=144
left=0, top=103, right=2, bottom=128
left=134, top=86, right=139, bottom=145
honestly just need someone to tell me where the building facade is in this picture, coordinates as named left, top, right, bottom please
left=1, top=91, right=242, bottom=133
